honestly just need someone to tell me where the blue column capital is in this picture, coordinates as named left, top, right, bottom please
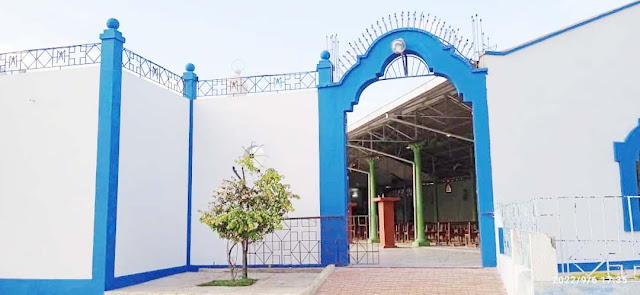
left=317, top=51, right=334, bottom=87
left=100, top=18, right=125, bottom=43
left=182, top=63, right=198, bottom=100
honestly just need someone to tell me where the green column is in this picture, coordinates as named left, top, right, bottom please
left=366, top=158, right=379, bottom=243
left=410, top=143, right=428, bottom=247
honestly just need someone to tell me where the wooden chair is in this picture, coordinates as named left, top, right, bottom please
left=404, top=222, right=414, bottom=243
left=395, top=223, right=403, bottom=243
left=425, top=222, right=438, bottom=245
left=450, top=223, right=465, bottom=246
left=437, top=222, right=450, bottom=246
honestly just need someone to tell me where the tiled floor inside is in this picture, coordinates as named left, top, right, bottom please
left=351, top=243, right=482, bottom=268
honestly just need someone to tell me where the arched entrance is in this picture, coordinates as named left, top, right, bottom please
left=614, top=119, right=640, bottom=231
left=316, top=27, right=497, bottom=267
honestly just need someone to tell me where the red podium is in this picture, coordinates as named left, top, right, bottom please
left=373, top=197, right=400, bottom=248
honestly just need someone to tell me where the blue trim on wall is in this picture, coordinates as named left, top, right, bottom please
left=614, top=118, right=640, bottom=232
left=498, top=228, right=504, bottom=254
left=188, top=264, right=324, bottom=272
left=109, top=266, right=187, bottom=290
left=486, top=1, right=640, bottom=56
left=558, top=260, right=640, bottom=273
left=317, top=28, right=497, bottom=267
left=97, top=20, right=126, bottom=292
left=186, top=99, right=194, bottom=266
left=183, top=65, right=198, bottom=267
left=0, top=279, right=101, bottom=295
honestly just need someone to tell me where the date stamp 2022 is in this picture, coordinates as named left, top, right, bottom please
left=553, top=276, right=628, bottom=284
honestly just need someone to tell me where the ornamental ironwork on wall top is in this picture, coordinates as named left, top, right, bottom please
left=0, top=43, right=101, bottom=74
left=122, top=48, right=184, bottom=94
left=197, top=70, right=318, bottom=97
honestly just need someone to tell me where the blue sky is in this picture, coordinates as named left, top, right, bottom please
left=0, top=0, right=633, bottom=121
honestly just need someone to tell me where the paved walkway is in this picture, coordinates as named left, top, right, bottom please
left=105, top=269, right=321, bottom=295
left=360, top=243, right=482, bottom=268
left=316, top=267, right=506, bottom=295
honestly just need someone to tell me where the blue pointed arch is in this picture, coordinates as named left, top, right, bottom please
left=614, top=119, right=640, bottom=231
left=317, top=28, right=497, bottom=267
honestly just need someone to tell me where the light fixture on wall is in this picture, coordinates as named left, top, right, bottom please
left=391, top=38, right=409, bottom=77
left=445, top=179, right=452, bottom=193
left=391, top=38, right=406, bottom=54
left=242, top=142, right=266, bottom=170
left=349, top=188, right=360, bottom=199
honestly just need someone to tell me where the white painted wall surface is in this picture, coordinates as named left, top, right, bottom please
left=191, top=90, right=320, bottom=266
left=482, top=4, right=640, bottom=264
left=114, top=72, right=189, bottom=277
left=0, top=67, right=100, bottom=279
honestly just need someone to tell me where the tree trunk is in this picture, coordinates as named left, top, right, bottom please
left=227, top=242, right=237, bottom=280
left=242, top=240, right=248, bottom=279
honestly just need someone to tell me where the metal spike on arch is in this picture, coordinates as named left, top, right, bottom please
left=329, top=11, right=496, bottom=81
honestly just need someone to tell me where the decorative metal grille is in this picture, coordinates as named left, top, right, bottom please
left=348, top=215, right=380, bottom=264
left=349, top=241, right=380, bottom=265
left=197, top=71, right=318, bottom=97
left=121, top=48, right=184, bottom=93
left=380, top=54, right=433, bottom=80
left=247, top=217, right=321, bottom=265
left=500, top=199, right=538, bottom=233
left=499, top=196, right=640, bottom=276
left=0, top=43, right=101, bottom=74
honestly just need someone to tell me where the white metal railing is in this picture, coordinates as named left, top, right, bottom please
left=499, top=196, right=640, bottom=277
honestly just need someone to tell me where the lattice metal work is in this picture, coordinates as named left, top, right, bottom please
left=348, top=215, right=380, bottom=264
left=500, top=196, right=640, bottom=277
left=247, top=217, right=321, bottom=265
left=0, top=43, right=101, bottom=74
left=380, top=54, right=433, bottom=80
left=121, top=48, right=184, bottom=94
left=197, top=71, right=318, bottom=97
left=349, top=241, right=380, bottom=265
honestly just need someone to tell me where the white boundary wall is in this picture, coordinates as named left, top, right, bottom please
left=482, top=4, right=640, bottom=268
left=114, top=72, right=189, bottom=276
left=0, top=67, right=100, bottom=279
left=191, top=90, right=320, bottom=266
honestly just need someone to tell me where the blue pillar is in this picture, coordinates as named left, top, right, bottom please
left=317, top=51, right=349, bottom=266
left=471, top=94, right=498, bottom=267
left=317, top=50, right=333, bottom=86
left=182, top=64, right=198, bottom=268
left=95, top=18, right=125, bottom=290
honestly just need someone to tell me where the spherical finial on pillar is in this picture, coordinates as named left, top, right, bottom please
left=320, top=50, right=330, bottom=60
left=185, top=63, right=195, bottom=72
left=106, top=18, right=120, bottom=29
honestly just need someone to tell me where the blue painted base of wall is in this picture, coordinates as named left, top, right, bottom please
left=0, top=263, right=328, bottom=295
left=106, top=265, right=187, bottom=291
left=0, top=279, right=101, bottom=295
left=188, top=264, right=324, bottom=272
left=320, top=217, right=349, bottom=266
left=558, top=260, right=640, bottom=273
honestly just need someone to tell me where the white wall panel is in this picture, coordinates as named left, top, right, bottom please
left=0, top=67, right=100, bottom=279
left=114, top=72, right=189, bottom=276
left=191, top=90, right=320, bottom=266
left=482, top=4, right=640, bottom=263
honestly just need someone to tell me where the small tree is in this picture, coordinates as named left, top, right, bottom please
left=200, top=154, right=299, bottom=279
